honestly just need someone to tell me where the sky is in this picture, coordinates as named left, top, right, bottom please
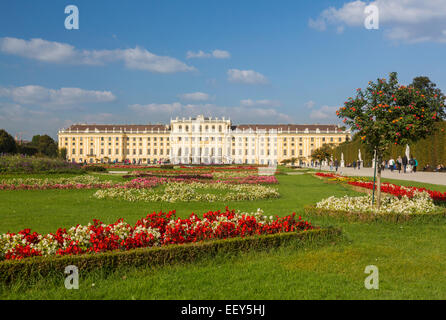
left=1, top=0, right=446, bottom=139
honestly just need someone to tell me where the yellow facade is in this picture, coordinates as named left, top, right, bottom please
left=58, top=115, right=350, bottom=165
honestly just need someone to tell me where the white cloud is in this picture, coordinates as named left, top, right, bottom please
left=129, top=102, right=183, bottom=115
left=179, top=92, right=210, bottom=101
left=309, top=0, right=446, bottom=43
left=0, top=85, right=116, bottom=108
left=211, top=50, right=231, bottom=59
left=186, top=49, right=231, bottom=59
left=304, top=100, right=316, bottom=109
left=309, top=105, right=339, bottom=121
left=0, top=37, right=195, bottom=73
left=240, top=99, right=281, bottom=107
left=227, top=69, right=268, bottom=85
left=0, top=102, right=66, bottom=139
left=129, top=102, right=292, bottom=123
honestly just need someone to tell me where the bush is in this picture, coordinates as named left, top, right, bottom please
left=83, top=165, right=107, bottom=172
left=0, top=155, right=83, bottom=174
left=0, top=228, right=341, bottom=284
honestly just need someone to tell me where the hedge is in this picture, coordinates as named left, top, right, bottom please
left=332, top=121, right=446, bottom=168
left=0, top=228, right=341, bottom=284
left=304, top=205, right=446, bottom=223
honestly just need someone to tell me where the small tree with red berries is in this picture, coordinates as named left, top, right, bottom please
left=337, top=72, right=445, bottom=208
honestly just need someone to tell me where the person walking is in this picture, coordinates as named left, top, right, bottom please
left=334, top=159, right=339, bottom=172
left=353, top=160, right=357, bottom=169
left=389, top=158, right=395, bottom=172
left=357, top=160, right=361, bottom=170
left=409, top=157, right=414, bottom=172
left=413, top=157, right=418, bottom=173
left=402, top=155, right=408, bottom=173
left=397, top=156, right=402, bottom=173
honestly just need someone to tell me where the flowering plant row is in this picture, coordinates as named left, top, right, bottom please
left=0, top=208, right=313, bottom=260
left=0, top=172, right=279, bottom=191
left=93, top=181, right=280, bottom=202
left=315, top=190, right=440, bottom=215
left=348, top=181, right=446, bottom=202
left=0, top=176, right=165, bottom=191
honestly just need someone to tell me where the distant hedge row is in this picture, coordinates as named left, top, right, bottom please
left=0, top=228, right=341, bottom=284
left=0, top=155, right=83, bottom=174
left=333, top=121, right=446, bottom=168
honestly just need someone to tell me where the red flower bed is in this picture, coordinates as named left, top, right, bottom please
left=315, top=172, right=338, bottom=178
left=0, top=208, right=314, bottom=260
left=348, top=181, right=446, bottom=202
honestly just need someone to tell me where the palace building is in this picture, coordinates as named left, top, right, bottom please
left=58, top=115, right=350, bottom=165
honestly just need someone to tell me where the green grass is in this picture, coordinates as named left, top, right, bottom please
left=1, top=173, right=446, bottom=299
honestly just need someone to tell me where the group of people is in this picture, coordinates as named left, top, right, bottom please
left=383, top=155, right=418, bottom=173
left=422, top=164, right=446, bottom=172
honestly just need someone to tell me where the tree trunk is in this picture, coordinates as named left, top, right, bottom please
left=376, top=165, right=382, bottom=209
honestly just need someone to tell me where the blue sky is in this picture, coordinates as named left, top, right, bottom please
left=1, top=0, right=446, bottom=139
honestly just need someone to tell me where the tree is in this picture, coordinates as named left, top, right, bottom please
left=289, top=157, right=298, bottom=165
left=311, top=144, right=333, bottom=170
left=31, top=134, right=58, bottom=157
left=59, top=147, right=67, bottom=160
left=411, top=76, right=446, bottom=119
left=0, top=129, right=17, bottom=154
left=337, top=72, right=445, bottom=208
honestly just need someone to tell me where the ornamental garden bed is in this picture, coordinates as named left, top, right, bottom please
left=0, top=228, right=341, bottom=284
left=1, top=208, right=314, bottom=262
left=304, top=205, right=446, bottom=223
left=0, top=207, right=340, bottom=283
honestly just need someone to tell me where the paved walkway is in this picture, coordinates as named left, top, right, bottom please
left=316, top=166, right=446, bottom=186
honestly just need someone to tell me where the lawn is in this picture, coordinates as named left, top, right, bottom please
left=1, top=171, right=445, bottom=299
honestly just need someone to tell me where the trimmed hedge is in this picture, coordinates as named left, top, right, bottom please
left=304, top=205, right=446, bottom=223
left=333, top=121, right=446, bottom=168
left=0, top=228, right=341, bottom=284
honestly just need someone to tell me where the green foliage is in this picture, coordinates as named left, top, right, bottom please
left=58, top=147, right=67, bottom=160
left=83, top=164, right=107, bottom=172
left=311, top=144, right=334, bottom=167
left=16, top=144, right=38, bottom=156
left=30, top=135, right=58, bottom=158
left=0, top=228, right=341, bottom=284
left=0, top=155, right=83, bottom=174
left=0, top=129, right=17, bottom=154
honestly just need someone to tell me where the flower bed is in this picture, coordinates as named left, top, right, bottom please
left=314, top=190, right=443, bottom=216
left=0, top=208, right=313, bottom=261
left=348, top=181, right=446, bottom=202
left=93, top=182, right=280, bottom=202
left=0, top=227, right=341, bottom=284
left=304, top=205, right=446, bottom=222
left=314, top=172, right=446, bottom=202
